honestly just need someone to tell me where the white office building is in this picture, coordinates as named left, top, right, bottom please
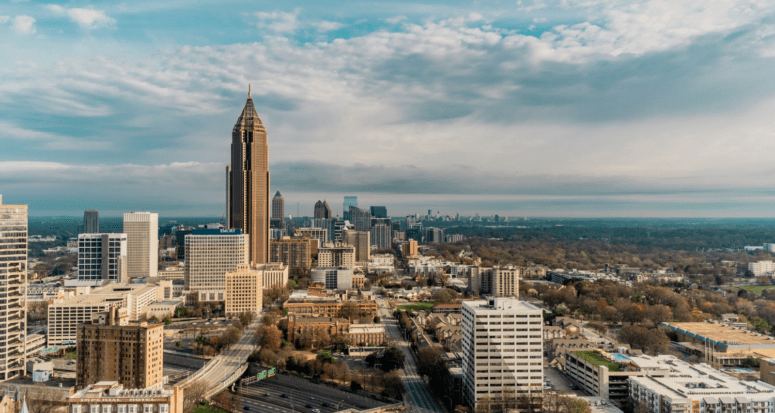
left=749, top=260, right=775, bottom=276
left=318, top=242, right=355, bottom=269
left=123, top=212, right=158, bottom=279
left=184, top=229, right=248, bottom=301
left=77, top=233, right=127, bottom=284
left=462, top=298, right=543, bottom=412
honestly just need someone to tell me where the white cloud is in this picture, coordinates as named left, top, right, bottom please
left=0, top=16, right=10, bottom=24
left=311, top=20, right=344, bottom=32
left=255, top=9, right=299, bottom=34
left=11, top=15, right=36, bottom=34
left=385, top=15, right=406, bottom=24
left=46, top=4, right=115, bottom=29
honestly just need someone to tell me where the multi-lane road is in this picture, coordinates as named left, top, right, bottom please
left=376, top=297, right=445, bottom=413
left=240, top=380, right=366, bottom=413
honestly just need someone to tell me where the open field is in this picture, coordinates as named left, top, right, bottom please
left=741, top=286, right=775, bottom=295
left=397, top=302, right=434, bottom=311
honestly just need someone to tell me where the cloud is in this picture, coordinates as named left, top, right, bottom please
left=11, top=15, right=36, bottom=34
left=0, top=16, right=10, bottom=24
left=255, top=9, right=300, bottom=34
left=46, top=5, right=115, bottom=29
left=0, top=121, right=111, bottom=151
left=385, top=16, right=406, bottom=24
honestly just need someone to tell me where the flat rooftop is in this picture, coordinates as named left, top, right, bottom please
left=662, top=322, right=775, bottom=350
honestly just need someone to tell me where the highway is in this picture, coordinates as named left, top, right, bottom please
left=240, top=380, right=365, bottom=413
left=376, top=297, right=445, bottom=413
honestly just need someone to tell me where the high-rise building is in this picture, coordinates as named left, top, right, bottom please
left=348, top=206, right=372, bottom=232
left=76, top=307, right=164, bottom=390
left=462, top=298, right=543, bottom=412
left=370, top=224, right=391, bottom=250
left=343, top=196, right=357, bottom=220
left=78, top=233, right=127, bottom=284
left=229, top=88, right=270, bottom=264
left=313, top=218, right=335, bottom=242
left=0, top=196, right=27, bottom=380
left=402, top=239, right=418, bottom=257
left=425, top=227, right=445, bottom=243
left=123, top=212, right=159, bottom=279
left=314, top=200, right=332, bottom=220
left=370, top=206, right=387, bottom=219
left=84, top=210, right=99, bottom=233
left=318, top=242, right=355, bottom=269
left=271, top=189, right=285, bottom=229
left=225, top=264, right=263, bottom=316
left=311, top=268, right=353, bottom=290
left=174, top=227, right=193, bottom=261
left=184, top=228, right=248, bottom=302
left=469, top=266, right=520, bottom=297
left=343, top=230, right=370, bottom=263
left=270, top=237, right=314, bottom=274
left=297, top=227, right=327, bottom=247
left=226, top=165, right=232, bottom=226
left=333, top=219, right=352, bottom=242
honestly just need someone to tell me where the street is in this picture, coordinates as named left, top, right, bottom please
left=377, top=297, right=445, bottom=413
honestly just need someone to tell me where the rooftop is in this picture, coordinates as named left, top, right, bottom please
left=662, top=321, right=775, bottom=350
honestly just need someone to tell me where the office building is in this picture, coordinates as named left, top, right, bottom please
left=371, top=224, right=391, bottom=250
left=461, top=298, right=543, bottom=412
left=629, top=358, right=775, bottom=413
left=123, top=212, right=159, bottom=279
left=298, top=227, right=327, bottom=247
left=270, top=236, right=314, bottom=274
left=343, top=230, right=370, bottom=263
left=271, top=189, right=285, bottom=229
left=348, top=207, right=372, bottom=232
left=229, top=88, right=271, bottom=264
left=77, top=233, right=127, bottom=284
left=469, top=266, right=520, bottom=297
left=407, top=223, right=424, bottom=242
left=318, top=242, right=355, bottom=269
left=69, top=382, right=183, bottom=413
left=370, top=206, right=387, bottom=219
left=314, top=200, right=332, bottom=220
left=284, top=315, right=384, bottom=347
left=225, top=264, right=263, bottom=315
left=0, top=196, right=27, bottom=380
left=660, top=321, right=775, bottom=366
left=184, top=228, right=248, bottom=302
left=263, top=262, right=289, bottom=290
left=333, top=219, right=353, bottom=242
left=76, top=307, right=164, bottom=390
left=343, top=196, right=357, bottom=220
left=313, top=218, right=335, bottom=242
left=311, top=268, right=354, bottom=290
left=84, top=210, right=99, bottom=233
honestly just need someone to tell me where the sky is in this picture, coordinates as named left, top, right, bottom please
left=2, top=0, right=775, bottom=217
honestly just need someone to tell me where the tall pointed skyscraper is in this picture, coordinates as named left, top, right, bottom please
left=271, top=189, right=285, bottom=229
left=229, top=86, right=270, bottom=264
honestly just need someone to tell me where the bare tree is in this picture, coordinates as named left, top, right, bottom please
left=25, top=387, right=65, bottom=413
left=183, top=380, right=209, bottom=413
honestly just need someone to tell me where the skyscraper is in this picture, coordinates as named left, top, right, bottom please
left=184, top=229, right=248, bottom=302
left=77, top=233, right=127, bottom=284
left=84, top=210, right=99, bottom=233
left=370, top=206, right=387, bottom=219
left=314, top=200, right=332, bottom=219
left=343, top=196, right=357, bottom=220
left=271, top=189, right=285, bottom=229
left=123, top=212, right=159, bottom=279
left=349, top=206, right=372, bottom=232
left=229, top=87, right=270, bottom=264
left=0, top=196, right=27, bottom=380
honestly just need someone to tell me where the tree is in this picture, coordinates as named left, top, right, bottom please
left=220, top=326, right=241, bottom=349
left=25, top=387, right=65, bottom=413
left=379, top=346, right=406, bottom=371
left=381, top=370, right=405, bottom=398
left=211, top=391, right=240, bottom=413
left=183, top=380, right=208, bottom=413
left=432, top=288, right=460, bottom=304
left=373, top=316, right=381, bottom=323
left=256, top=325, right=282, bottom=352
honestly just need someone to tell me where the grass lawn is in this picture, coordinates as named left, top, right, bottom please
left=741, top=286, right=775, bottom=295
left=193, top=404, right=227, bottom=413
left=398, top=302, right=435, bottom=311
left=64, top=351, right=76, bottom=360
left=574, top=351, right=620, bottom=372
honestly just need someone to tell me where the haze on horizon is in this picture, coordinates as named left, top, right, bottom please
left=2, top=0, right=775, bottom=218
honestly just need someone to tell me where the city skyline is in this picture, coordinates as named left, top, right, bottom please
left=3, top=1, right=775, bottom=217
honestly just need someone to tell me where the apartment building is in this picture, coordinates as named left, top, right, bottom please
left=77, top=307, right=164, bottom=390
left=462, top=298, right=543, bottom=412
left=0, top=196, right=27, bottom=380
left=283, top=294, right=377, bottom=318
left=184, top=228, right=248, bottom=302
left=629, top=358, right=775, bottom=413
left=311, top=268, right=354, bottom=290
left=225, top=264, right=263, bottom=315
left=262, top=262, right=289, bottom=290
left=343, top=230, right=370, bottom=263
left=318, top=242, right=355, bottom=269
left=297, top=227, right=327, bottom=247
left=270, top=236, right=314, bottom=274
left=469, top=266, right=520, bottom=297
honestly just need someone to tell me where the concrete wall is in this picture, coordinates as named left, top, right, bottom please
left=163, top=350, right=209, bottom=368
